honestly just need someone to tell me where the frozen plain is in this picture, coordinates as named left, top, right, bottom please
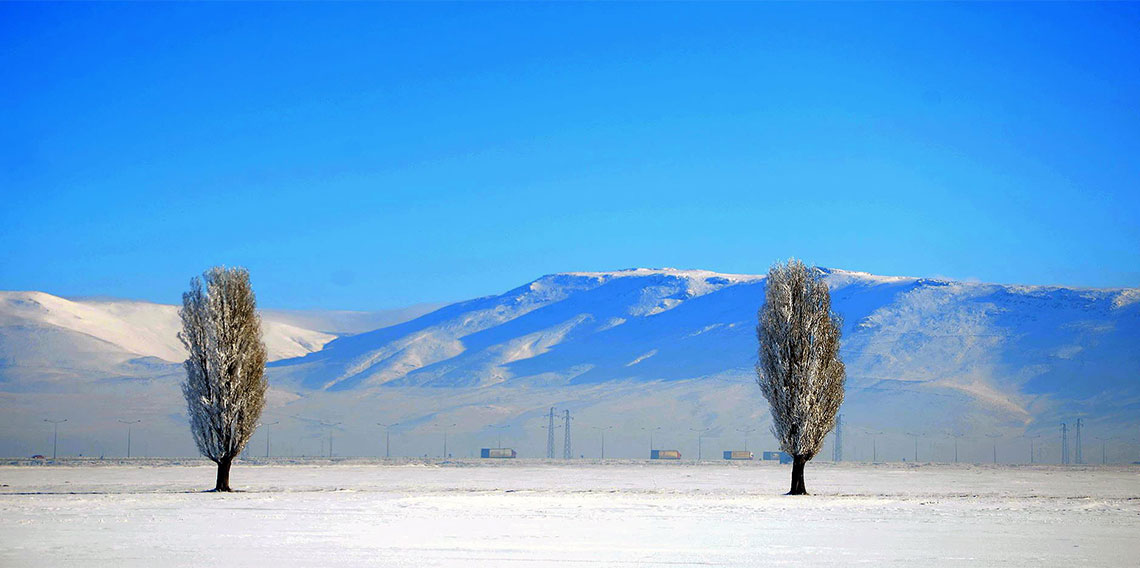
left=1, top=460, right=1137, bottom=567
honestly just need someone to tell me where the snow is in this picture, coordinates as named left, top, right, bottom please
left=3, top=268, right=1139, bottom=459
left=1, top=460, right=1137, bottom=567
left=0, top=290, right=337, bottom=362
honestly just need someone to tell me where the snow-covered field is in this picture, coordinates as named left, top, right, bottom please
left=1, top=460, right=1137, bottom=567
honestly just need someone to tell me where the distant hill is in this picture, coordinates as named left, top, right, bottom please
left=2, top=269, right=1137, bottom=461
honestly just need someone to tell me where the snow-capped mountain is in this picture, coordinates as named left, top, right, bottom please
left=2, top=269, right=1137, bottom=461
left=0, top=291, right=336, bottom=372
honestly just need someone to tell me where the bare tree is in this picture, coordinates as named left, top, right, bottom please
left=179, top=266, right=268, bottom=492
left=756, top=259, right=845, bottom=495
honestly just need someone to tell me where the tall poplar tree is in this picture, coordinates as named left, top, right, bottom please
left=756, top=259, right=845, bottom=495
left=179, top=266, right=268, bottom=491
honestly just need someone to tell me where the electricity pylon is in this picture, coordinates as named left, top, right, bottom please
left=1061, top=423, right=1069, bottom=464
left=546, top=408, right=556, bottom=459
left=1074, top=418, right=1083, bottom=464
left=563, top=410, right=572, bottom=459
left=832, top=415, right=843, bottom=462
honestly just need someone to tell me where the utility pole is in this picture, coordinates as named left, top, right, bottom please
left=488, top=424, right=510, bottom=449
left=44, top=419, right=66, bottom=460
left=1094, top=436, right=1110, bottom=465
left=737, top=426, right=758, bottom=453
left=906, top=432, right=921, bottom=462
left=1061, top=423, right=1069, bottom=465
left=1074, top=418, right=1083, bottom=465
left=438, top=423, right=456, bottom=458
left=833, top=415, right=843, bottom=462
left=1025, top=434, right=1041, bottom=464
left=950, top=433, right=966, bottom=464
left=378, top=423, right=398, bottom=458
left=986, top=433, right=1001, bottom=464
left=118, top=419, right=140, bottom=458
left=864, top=429, right=882, bottom=463
left=264, top=421, right=280, bottom=459
left=546, top=408, right=556, bottom=459
left=592, top=426, right=613, bottom=459
left=641, top=426, right=662, bottom=457
left=691, top=428, right=710, bottom=461
left=318, top=421, right=342, bottom=458
left=563, top=410, right=572, bottom=460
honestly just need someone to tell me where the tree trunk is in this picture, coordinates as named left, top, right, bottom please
left=215, top=456, right=233, bottom=492
left=788, top=454, right=808, bottom=495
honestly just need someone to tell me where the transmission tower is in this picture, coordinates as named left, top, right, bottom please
left=563, top=409, right=572, bottom=459
left=1074, top=418, right=1083, bottom=464
left=546, top=407, right=556, bottom=459
left=833, top=415, right=843, bottom=462
left=1061, top=422, right=1069, bottom=464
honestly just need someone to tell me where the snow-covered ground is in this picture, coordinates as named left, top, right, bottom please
left=1, top=460, right=1137, bottom=567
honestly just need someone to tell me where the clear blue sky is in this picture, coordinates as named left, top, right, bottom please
left=2, top=2, right=1138, bottom=310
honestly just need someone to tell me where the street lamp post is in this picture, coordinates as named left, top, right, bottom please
left=44, top=419, right=66, bottom=460
left=592, top=426, right=613, bottom=459
left=378, top=423, right=399, bottom=458
left=641, top=426, right=662, bottom=456
left=488, top=424, right=510, bottom=449
left=318, top=421, right=342, bottom=458
left=118, top=419, right=141, bottom=458
left=690, top=428, right=710, bottom=461
left=906, top=432, right=922, bottom=462
left=986, top=433, right=1002, bottom=464
left=1095, top=436, right=1111, bottom=465
left=949, top=433, right=966, bottom=463
left=438, top=423, right=456, bottom=458
left=736, top=426, right=758, bottom=452
left=1025, top=434, right=1041, bottom=464
left=864, top=429, right=882, bottom=463
left=264, top=421, right=280, bottom=459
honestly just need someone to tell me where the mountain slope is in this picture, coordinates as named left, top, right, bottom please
left=2, top=269, right=1137, bottom=460
left=269, top=267, right=1139, bottom=437
left=0, top=291, right=337, bottom=370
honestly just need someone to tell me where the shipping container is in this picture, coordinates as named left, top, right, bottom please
left=480, top=448, right=517, bottom=458
left=650, top=449, right=681, bottom=460
left=723, top=450, right=754, bottom=460
left=762, top=451, right=792, bottom=464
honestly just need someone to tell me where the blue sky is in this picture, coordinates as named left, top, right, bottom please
left=2, top=2, right=1138, bottom=310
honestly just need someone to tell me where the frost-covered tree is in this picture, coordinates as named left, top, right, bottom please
left=756, top=259, right=845, bottom=495
left=179, top=266, right=267, bottom=492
